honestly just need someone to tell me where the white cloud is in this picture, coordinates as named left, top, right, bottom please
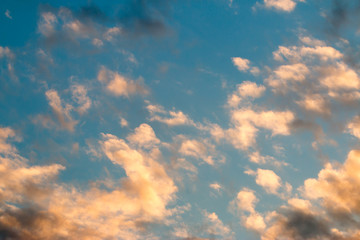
left=208, top=108, right=294, bottom=150
left=227, top=81, right=266, bottom=107
left=319, top=62, right=360, bottom=90
left=236, top=188, right=258, bottom=213
left=209, top=182, right=222, bottom=191
left=265, top=63, right=309, bottom=91
left=97, top=66, right=148, bottom=97
left=0, top=127, right=180, bottom=240
left=231, top=109, right=294, bottom=136
left=263, top=0, right=297, bottom=12
left=232, top=57, right=250, bottom=71
left=244, top=212, right=267, bottom=232
left=254, top=169, right=282, bottom=194
left=127, top=123, right=160, bottom=149
left=232, top=188, right=267, bottom=233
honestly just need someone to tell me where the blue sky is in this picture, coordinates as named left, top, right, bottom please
left=1, top=0, right=360, bottom=239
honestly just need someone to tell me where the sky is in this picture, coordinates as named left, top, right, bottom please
left=1, top=0, right=360, bottom=239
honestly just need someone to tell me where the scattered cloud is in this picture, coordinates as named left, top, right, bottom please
left=262, top=0, right=305, bottom=12
left=45, top=89, right=78, bottom=132
left=146, top=103, right=196, bottom=127
left=127, top=123, right=160, bottom=149
left=5, top=10, right=12, bottom=19
left=97, top=66, right=148, bottom=97
left=231, top=57, right=250, bottom=71
left=227, top=81, right=266, bottom=108
left=71, top=84, right=91, bottom=114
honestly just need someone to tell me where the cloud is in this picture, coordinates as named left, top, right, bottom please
left=227, top=81, right=266, bottom=108
left=178, top=138, right=224, bottom=166
left=38, top=12, right=58, bottom=37
left=261, top=150, right=360, bottom=240
left=146, top=103, right=196, bottom=127
left=235, top=188, right=258, bottom=213
left=0, top=127, right=17, bottom=154
left=231, top=57, right=250, bottom=71
left=0, top=46, right=14, bottom=59
left=248, top=151, right=287, bottom=167
left=231, top=188, right=267, bottom=233
left=296, top=94, right=330, bottom=115
left=347, top=116, right=360, bottom=139
left=4, top=9, right=12, bottom=19
left=263, top=0, right=301, bottom=12
left=255, top=169, right=282, bottom=194
left=0, top=126, right=179, bottom=239
left=97, top=66, right=148, bottom=97
left=231, top=108, right=294, bottom=136
left=45, top=89, right=78, bottom=132
left=208, top=107, right=294, bottom=150
left=265, top=63, right=309, bottom=91
left=203, top=211, right=232, bottom=238
left=37, top=1, right=174, bottom=49
left=127, top=123, right=160, bottom=149
left=263, top=35, right=360, bottom=125
left=319, top=62, right=360, bottom=90
left=100, top=132, right=178, bottom=220
left=209, top=182, right=222, bottom=191
left=71, top=84, right=91, bottom=114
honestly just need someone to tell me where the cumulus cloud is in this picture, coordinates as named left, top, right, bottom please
left=0, top=126, right=179, bottom=240
left=296, top=94, right=330, bottom=115
left=208, top=108, right=294, bottom=150
left=254, top=169, right=282, bottom=194
left=227, top=81, right=266, bottom=108
left=235, top=188, right=258, bottom=213
left=231, top=188, right=267, bottom=233
left=231, top=57, right=250, bottom=71
left=45, top=89, right=78, bottom=132
left=231, top=57, right=260, bottom=75
left=261, top=150, right=360, bottom=240
left=127, top=123, right=160, bottom=149
left=100, top=132, right=178, bottom=220
left=97, top=66, right=148, bottom=97
left=262, top=0, right=304, bottom=12
left=264, top=35, right=360, bottom=123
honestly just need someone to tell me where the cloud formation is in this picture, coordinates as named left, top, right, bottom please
left=97, top=66, right=148, bottom=97
left=0, top=126, right=179, bottom=239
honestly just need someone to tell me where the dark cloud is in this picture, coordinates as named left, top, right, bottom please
left=0, top=205, right=58, bottom=240
left=117, top=0, right=170, bottom=36
left=290, top=119, right=324, bottom=140
left=284, top=210, right=331, bottom=240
